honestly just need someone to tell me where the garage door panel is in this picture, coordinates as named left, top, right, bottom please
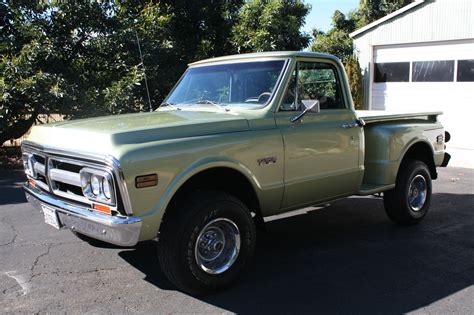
left=372, top=41, right=473, bottom=150
left=374, top=41, right=474, bottom=62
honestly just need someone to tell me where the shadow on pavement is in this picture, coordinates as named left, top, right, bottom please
left=120, top=240, right=175, bottom=290
left=0, top=170, right=27, bottom=205
left=120, top=193, right=474, bottom=313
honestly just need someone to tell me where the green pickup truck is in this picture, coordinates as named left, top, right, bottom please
left=22, top=51, right=450, bottom=295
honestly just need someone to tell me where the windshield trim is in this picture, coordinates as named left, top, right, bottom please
left=159, top=58, right=290, bottom=111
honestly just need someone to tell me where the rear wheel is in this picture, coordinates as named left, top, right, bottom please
left=383, top=160, right=432, bottom=225
left=158, top=191, right=256, bottom=295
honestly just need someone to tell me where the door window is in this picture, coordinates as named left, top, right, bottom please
left=280, top=62, right=345, bottom=111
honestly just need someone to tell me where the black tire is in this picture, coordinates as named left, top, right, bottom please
left=158, top=191, right=257, bottom=295
left=383, top=159, right=432, bottom=225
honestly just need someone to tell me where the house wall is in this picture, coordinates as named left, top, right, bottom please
left=353, top=0, right=474, bottom=109
left=352, top=0, right=474, bottom=167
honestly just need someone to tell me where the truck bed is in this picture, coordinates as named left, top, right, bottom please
left=355, top=110, right=445, bottom=195
left=356, top=110, right=442, bottom=124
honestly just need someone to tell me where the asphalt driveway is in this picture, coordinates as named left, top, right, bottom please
left=1, top=167, right=473, bottom=314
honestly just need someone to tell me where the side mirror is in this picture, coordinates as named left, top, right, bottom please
left=290, top=99, right=320, bottom=123
left=302, top=99, right=321, bottom=113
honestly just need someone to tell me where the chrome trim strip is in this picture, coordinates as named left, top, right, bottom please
left=24, top=184, right=141, bottom=246
left=49, top=168, right=82, bottom=187
left=53, top=189, right=92, bottom=205
left=22, top=141, right=134, bottom=215
left=34, top=161, right=46, bottom=176
left=106, top=156, right=134, bottom=216
left=34, top=180, right=50, bottom=192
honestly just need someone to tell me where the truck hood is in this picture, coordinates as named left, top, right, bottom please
left=26, top=110, right=250, bottom=155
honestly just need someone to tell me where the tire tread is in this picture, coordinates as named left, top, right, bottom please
left=158, top=190, right=256, bottom=295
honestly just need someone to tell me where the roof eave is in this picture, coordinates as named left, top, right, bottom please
left=350, top=0, right=425, bottom=39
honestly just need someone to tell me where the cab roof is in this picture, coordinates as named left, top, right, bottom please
left=189, top=51, right=341, bottom=66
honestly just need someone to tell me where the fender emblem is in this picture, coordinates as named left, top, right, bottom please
left=257, top=157, right=277, bottom=166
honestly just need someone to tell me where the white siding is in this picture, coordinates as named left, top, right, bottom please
left=371, top=82, right=474, bottom=148
left=352, top=0, right=474, bottom=109
left=351, top=0, right=474, bottom=167
left=370, top=41, right=474, bottom=164
left=373, top=40, right=474, bottom=62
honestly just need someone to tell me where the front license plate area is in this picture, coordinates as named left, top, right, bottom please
left=42, top=205, right=60, bottom=229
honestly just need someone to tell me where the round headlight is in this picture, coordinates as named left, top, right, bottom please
left=81, top=173, right=90, bottom=189
left=91, top=175, right=101, bottom=196
left=102, top=178, right=112, bottom=199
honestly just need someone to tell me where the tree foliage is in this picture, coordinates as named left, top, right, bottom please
left=232, top=0, right=311, bottom=53
left=1, top=1, right=311, bottom=144
left=311, top=0, right=413, bottom=108
left=344, top=55, right=363, bottom=110
left=1, top=2, right=119, bottom=143
left=357, top=0, right=413, bottom=28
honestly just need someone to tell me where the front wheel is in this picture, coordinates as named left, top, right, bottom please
left=158, top=191, right=256, bottom=295
left=383, top=160, right=432, bottom=225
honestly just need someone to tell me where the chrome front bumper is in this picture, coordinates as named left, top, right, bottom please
left=24, top=184, right=141, bottom=247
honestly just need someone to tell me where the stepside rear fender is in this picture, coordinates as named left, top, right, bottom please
left=362, top=120, right=445, bottom=186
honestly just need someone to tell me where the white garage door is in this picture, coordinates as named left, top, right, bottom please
left=371, top=40, right=474, bottom=166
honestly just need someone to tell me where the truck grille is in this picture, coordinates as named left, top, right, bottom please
left=48, top=157, right=91, bottom=204
left=24, top=152, right=50, bottom=192
left=22, top=146, right=121, bottom=213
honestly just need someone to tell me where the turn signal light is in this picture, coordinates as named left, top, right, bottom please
left=93, top=203, right=111, bottom=215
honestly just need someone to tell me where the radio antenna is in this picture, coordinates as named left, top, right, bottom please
left=135, top=31, right=153, bottom=112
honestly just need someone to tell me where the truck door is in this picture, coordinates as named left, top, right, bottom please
left=275, top=60, right=364, bottom=211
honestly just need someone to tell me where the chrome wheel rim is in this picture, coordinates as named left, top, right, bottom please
left=195, top=218, right=240, bottom=275
left=408, top=174, right=427, bottom=211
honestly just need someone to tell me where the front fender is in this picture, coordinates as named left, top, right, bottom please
left=136, top=157, right=262, bottom=241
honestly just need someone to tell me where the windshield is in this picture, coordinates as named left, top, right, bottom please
left=162, top=60, right=287, bottom=110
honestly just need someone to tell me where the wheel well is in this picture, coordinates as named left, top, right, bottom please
left=401, top=142, right=437, bottom=179
left=164, top=167, right=264, bottom=228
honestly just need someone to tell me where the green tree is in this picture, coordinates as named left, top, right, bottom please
left=162, top=0, right=243, bottom=61
left=1, top=2, right=119, bottom=144
left=310, top=0, right=412, bottom=109
left=344, top=55, right=363, bottom=109
left=310, top=10, right=358, bottom=64
left=1, top=0, right=314, bottom=144
left=357, top=0, right=413, bottom=28
left=232, top=0, right=311, bottom=53
left=1, top=1, right=177, bottom=144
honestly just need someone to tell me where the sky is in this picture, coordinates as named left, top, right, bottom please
left=303, top=0, right=360, bottom=34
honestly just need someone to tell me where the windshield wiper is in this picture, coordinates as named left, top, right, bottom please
left=195, top=99, right=229, bottom=111
left=195, top=99, right=217, bottom=105
left=160, top=101, right=181, bottom=110
left=168, top=99, right=230, bottom=112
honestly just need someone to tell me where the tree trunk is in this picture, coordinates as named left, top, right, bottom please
left=0, top=113, right=38, bottom=145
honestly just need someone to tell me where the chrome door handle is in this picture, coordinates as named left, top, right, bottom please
left=342, top=122, right=358, bottom=128
left=342, top=119, right=365, bottom=128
